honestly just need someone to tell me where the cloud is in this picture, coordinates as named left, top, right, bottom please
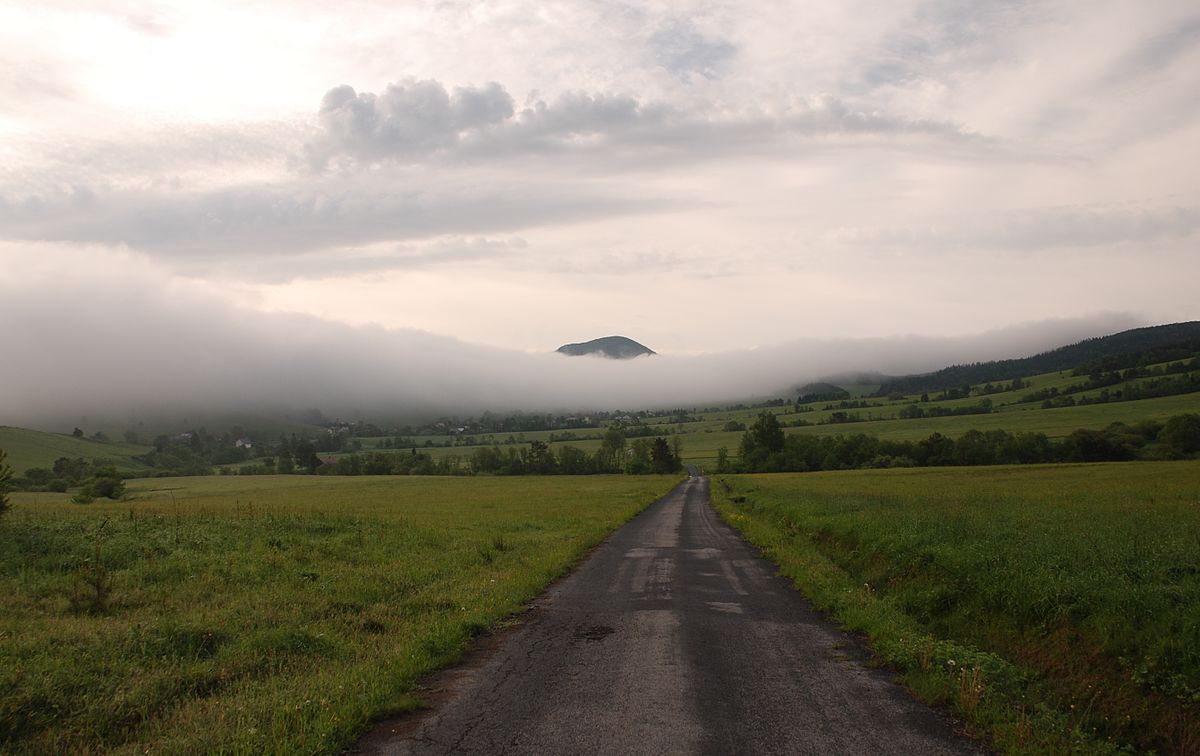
left=0, top=55, right=75, bottom=113
left=310, top=79, right=514, bottom=163
left=0, top=76, right=977, bottom=272
left=649, top=18, right=736, bottom=81
left=208, top=236, right=529, bottom=283
left=821, top=202, right=1200, bottom=253
left=0, top=244, right=1147, bottom=429
left=0, top=177, right=674, bottom=263
left=1102, top=14, right=1200, bottom=84
left=305, top=77, right=974, bottom=167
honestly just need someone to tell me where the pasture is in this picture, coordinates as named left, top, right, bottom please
left=713, top=462, right=1200, bottom=754
left=0, top=426, right=150, bottom=474
left=0, top=474, right=679, bottom=754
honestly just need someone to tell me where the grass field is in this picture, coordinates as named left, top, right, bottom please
left=0, top=474, right=680, bottom=754
left=0, top=426, right=150, bottom=474
left=783, top=391, right=1200, bottom=442
left=713, top=462, right=1200, bottom=754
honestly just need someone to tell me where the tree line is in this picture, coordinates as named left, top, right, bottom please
left=316, top=432, right=684, bottom=477
left=725, top=411, right=1200, bottom=473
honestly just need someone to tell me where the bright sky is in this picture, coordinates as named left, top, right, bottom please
left=2, top=0, right=1198, bottom=354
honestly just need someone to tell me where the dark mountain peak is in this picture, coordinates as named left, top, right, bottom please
left=556, top=336, right=656, bottom=359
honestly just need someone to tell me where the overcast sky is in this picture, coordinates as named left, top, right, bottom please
left=1, top=1, right=1198, bottom=421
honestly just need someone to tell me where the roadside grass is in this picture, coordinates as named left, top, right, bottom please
left=0, top=426, right=150, bottom=474
left=0, top=474, right=679, bottom=753
left=712, top=462, right=1200, bottom=755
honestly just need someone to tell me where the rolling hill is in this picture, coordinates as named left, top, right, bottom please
left=873, top=321, right=1200, bottom=396
left=0, top=426, right=150, bottom=474
left=556, top=336, right=656, bottom=359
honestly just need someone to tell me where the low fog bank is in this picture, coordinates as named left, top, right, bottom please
left=0, top=252, right=1142, bottom=430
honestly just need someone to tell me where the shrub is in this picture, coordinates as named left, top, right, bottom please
left=0, top=448, right=11, bottom=515
left=1159, top=413, right=1200, bottom=458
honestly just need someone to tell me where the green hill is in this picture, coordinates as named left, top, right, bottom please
left=0, top=426, right=150, bottom=474
left=875, top=321, right=1200, bottom=396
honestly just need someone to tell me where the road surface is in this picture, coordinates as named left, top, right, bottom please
left=357, top=477, right=983, bottom=755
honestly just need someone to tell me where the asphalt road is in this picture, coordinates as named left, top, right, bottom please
left=357, top=477, right=984, bottom=755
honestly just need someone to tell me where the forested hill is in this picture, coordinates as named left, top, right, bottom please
left=556, top=336, right=656, bottom=359
left=873, top=321, right=1200, bottom=396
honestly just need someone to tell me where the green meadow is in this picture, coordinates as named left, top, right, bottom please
left=713, top=462, right=1200, bottom=754
left=0, top=474, right=679, bottom=754
left=0, top=427, right=150, bottom=474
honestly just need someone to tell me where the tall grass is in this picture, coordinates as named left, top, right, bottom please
left=0, top=474, right=677, bottom=753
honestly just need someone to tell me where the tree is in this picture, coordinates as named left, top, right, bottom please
left=597, top=425, right=627, bottom=472
left=651, top=437, right=681, bottom=474
left=915, top=432, right=955, bottom=466
left=716, top=446, right=730, bottom=473
left=738, top=412, right=786, bottom=471
left=293, top=440, right=321, bottom=473
left=0, top=448, right=12, bottom=515
left=277, top=446, right=295, bottom=474
left=625, top=438, right=653, bottom=474
left=83, top=466, right=126, bottom=500
left=1159, top=413, right=1200, bottom=458
left=53, top=457, right=91, bottom=484
left=557, top=445, right=593, bottom=475
left=525, top=441, right=557, bottom=474
left=72, top=427, right=84, bottom=438
left=748, top=412, right=785, bottom=453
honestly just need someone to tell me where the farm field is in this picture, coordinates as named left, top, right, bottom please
left=0, top=474, right=680, bottom=754
left=783, top=391, right=1200, bottom=442
left=341, top=389, right=1200, bottom=471
left=713, top=462, right=1200, bottom=754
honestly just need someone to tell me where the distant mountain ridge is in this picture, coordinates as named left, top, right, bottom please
left=556, top=336, right=656, bottom=359
left=873, top=321, right=1200, bottom=396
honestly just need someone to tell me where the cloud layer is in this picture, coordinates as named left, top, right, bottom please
left=0, top=245, right=1144, bottom=428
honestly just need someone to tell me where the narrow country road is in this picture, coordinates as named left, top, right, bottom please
left=357, top=477, right=984, bottom=755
